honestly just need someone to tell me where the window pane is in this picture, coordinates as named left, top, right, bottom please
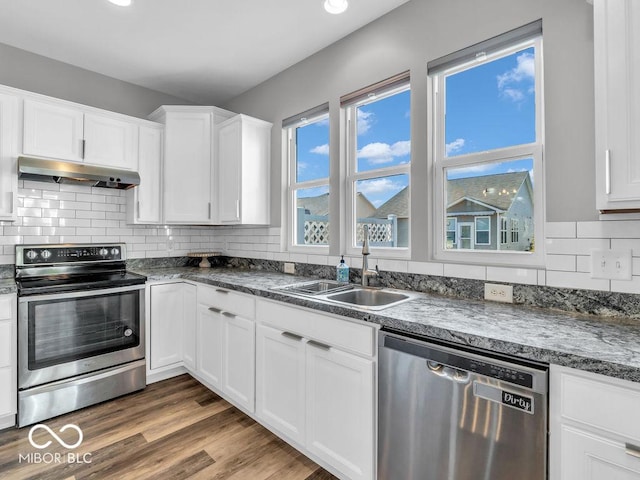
left=445, top=158, right=534, bottom=252
left=296, top=116, right=329, bottom=182
left=355, top=174, right=408, bottom=248
left=356, top=89, right=411, bottom=172
left=295, top=186, right=329, bottom=246
left=445, top=47, right=535, bottom=157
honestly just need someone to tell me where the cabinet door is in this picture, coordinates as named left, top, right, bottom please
left=182, top=284, right=197, bottom=371
left=196, top=304, right=224, bottom=388
left=0, top=295, right=16, bottom=418
left=164, top=112, right=213, bottom=223
left=0, top=93, right=18, bottom=220
left=560, top=426, right=640, bottom=480
left=306, top=344, right=374, bottom=480
left=256, top=324, right=305, bottom=443
left=149, top=284, right=184, bottom=369
left=217, top=117, right=241, bottom=223
left=129, top=124, right=162, bottom=224
left=595, top=0, right=640, bottom=210
left=223, top=314, right=255, bottom=412
left=23, top=99, right=84, bottom=161
left=84, top=113, right=138, bottom=170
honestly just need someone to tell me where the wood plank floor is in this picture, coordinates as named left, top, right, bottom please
left=0, top=375, right=339, bottom=480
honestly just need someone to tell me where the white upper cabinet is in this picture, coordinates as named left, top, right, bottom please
left=217, top=114, right=272, bottom=225
left=150, top=106, right=234, bottom=224
left=22, top=97, right=139, bottom=170
left=0, top=92, right=18, bottom=221
left=23, top=99, right=84, bottom=162
left=127, top=124, right=163, bottom=224
left=83, top=113, right=138, bottom=170
left=594, top=0, right=640, bottom=212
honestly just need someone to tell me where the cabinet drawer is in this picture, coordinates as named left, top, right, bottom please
left=557, top=367, right=640, bottom=442
left=0, top=295, right=13, bottom=321
left=257, top=299, right=375, bottom=357
left=197, top=284, right=255, bottom=319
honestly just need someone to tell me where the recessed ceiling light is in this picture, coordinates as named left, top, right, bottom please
left=324, top=0, right=348, bottom=14
left=108, top=0, right=132, bottom=6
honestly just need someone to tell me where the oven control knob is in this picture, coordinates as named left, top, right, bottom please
left=99, top=248, right=109, bottom=257
left=41, top=250, right=52, bottom=260
left=25, top=250, right=38, bottom=260
left=110, top=248, right=120, bottom=257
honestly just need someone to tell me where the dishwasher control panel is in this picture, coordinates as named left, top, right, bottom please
left=467, top=359, right=533, bottom=388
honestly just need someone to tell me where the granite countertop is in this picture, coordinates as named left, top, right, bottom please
left=0, top=279, right=16, bottom=295
left=134, top=266, right=640, bottom=383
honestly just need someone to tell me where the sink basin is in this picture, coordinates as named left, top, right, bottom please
left=276, top=280, right=353, bottom=296
left=326, top=288, right=413, bottom=310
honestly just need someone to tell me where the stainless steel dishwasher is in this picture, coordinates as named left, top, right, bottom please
left=378, top=331, right=548, bottom=480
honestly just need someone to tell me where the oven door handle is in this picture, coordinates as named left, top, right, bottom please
left=18, top=283, right=145, bottom=302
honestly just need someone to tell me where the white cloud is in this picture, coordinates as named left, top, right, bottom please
left=357, top=110, right=375, bottom=135
left=497, top=52, right=535, bottom=102
left=357, top=140, right=411, bottom=164
left=445, top=138, right=465, bottom=156
left=310, top=144, right=329, bottom=155
left=449, top=163, right=496, bottom=177
left=358, top=177, right=405, bottom=205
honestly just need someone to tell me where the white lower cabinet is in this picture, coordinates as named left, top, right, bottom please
left=255, top=299, right=376, bottom=480
left=0, top=294, right=16, bottom=428
left=148, top=282, right=196, bottom=372
left=256, top=324, right=306, bottom=445
left=196, top=284, right=255, bottom=413
left=306, top=343, right=374, bottom=480
left=550, top=365, right=640, bottom=480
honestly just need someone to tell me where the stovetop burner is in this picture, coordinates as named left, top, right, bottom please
left=15, top=243, right=146, bottom=296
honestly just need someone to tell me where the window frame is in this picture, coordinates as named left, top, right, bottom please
left=285, top=110, right=331, bottom=254
left=344, top=84, right=411, bottom=259
left=432, top=36, right=545, bottom=267
left=474, top=216, right=491, bottom=246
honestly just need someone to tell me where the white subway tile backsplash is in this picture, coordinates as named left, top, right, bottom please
left=59, top=200, right=92, bottom=211
left=576, top=256, right=591, bottom=273
left=545, top=222, right=576, bottom=238
left=577, top=220, right=640, bottom=239
left=408, top=261, right=444, bottom=276
left=611, top=276, right=640, bottom=294
left=544, top=238, right=610, bottom=255
left=545, top=254, right=576, bottom=272
left=76, top=211, right=106, bottom=220
left=486, top=266, right=538, bottom=285
left=611, top=239, right=640, bottom=256
left=546, top=271, right=609, bottom=291
left=443, top=263, right=486, bottom=280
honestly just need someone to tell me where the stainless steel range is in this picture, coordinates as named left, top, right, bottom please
left=15, top=243, right=147, bottom=427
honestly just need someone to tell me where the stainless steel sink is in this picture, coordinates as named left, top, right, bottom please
left=274, top=280, right=417, bottom=311
left=275, top=280, right=354, bottom=296
left=326, top=288, right=412, bottom=310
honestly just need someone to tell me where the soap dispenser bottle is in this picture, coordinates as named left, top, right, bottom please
left=336, top=256, right=349, bottom=283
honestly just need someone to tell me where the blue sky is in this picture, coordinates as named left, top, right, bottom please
left=296, top=45, right=536, bottom=205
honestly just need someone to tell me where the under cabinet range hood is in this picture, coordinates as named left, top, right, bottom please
left=18, top=156, right=140, bottom=190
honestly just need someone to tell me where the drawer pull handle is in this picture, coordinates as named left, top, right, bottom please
left=208, top=307, right=222, bottom=314
left=307, top=340, right=331, bottom=351
left=215, top=289, right=229, bottom=294
left=626, top=443, right=640, bottom=459
left=281, top=331, right=303, bottom=341
left=222, top=311, right=236, bottom=318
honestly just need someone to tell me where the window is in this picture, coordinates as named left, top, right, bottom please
left=500, top=217, right=508, bottom=244
left=446, top=218, right=457, bottom=248
left=284, top=104, right=330, bottom=249
left=343, top=73, right=411, bottom=254
left=430, top=20, right=544, bottom=265
left=510, top=218, right=520, bottom=243
left=475, top=216, right=490, bottom=245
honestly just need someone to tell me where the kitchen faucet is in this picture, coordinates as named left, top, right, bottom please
left=361, top=225, right=379, bottom=287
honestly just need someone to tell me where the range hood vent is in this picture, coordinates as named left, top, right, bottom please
left=18, top=156, right=140, bottom=190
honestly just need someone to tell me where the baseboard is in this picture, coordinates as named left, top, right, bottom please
left=146, top=365, right=188, bottom=384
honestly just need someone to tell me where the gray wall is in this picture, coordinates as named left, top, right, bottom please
left=0, top=42, right=192, bottom=118
left=223, top=0, right=597, bottom=260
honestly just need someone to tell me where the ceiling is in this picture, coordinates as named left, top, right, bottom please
left=0, top=0, right=410, bottom=105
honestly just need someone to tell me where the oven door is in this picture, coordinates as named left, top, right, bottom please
left=18, top=284, right=145, bottom=389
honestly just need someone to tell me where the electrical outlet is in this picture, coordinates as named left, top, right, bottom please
left=283, top=262, right=295, bottom=274
left=591, top=249, right=632, bottom=280
left=484, top=283, right=513, bottom=303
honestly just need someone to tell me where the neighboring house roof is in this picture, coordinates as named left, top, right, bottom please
left=373, top=186, right=409, bottom=219
left=447, top=171, right=530, bottom=211
left=297, top=193, right=329, bottom=216
left=297, top=192, right=376, bottom=217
